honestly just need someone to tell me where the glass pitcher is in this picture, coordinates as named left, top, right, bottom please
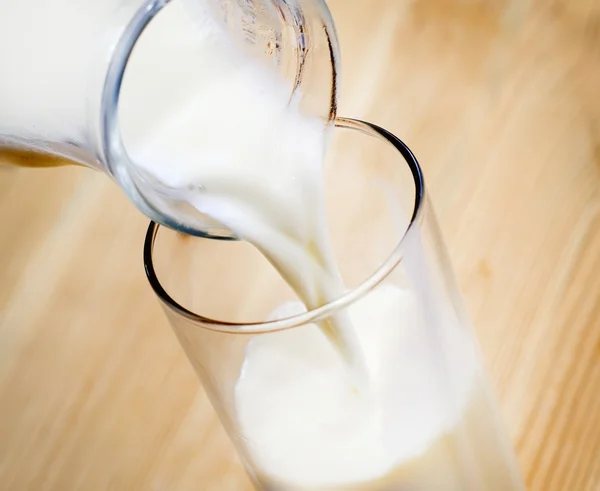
left=0, top=0, right=339, bottom=238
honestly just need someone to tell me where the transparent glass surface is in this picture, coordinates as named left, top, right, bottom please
left=0, top=0, right=338, bottom=238
left=145, top=118, right=526, bottom=490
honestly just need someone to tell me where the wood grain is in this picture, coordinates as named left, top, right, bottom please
left=1, top=1, right=599, bottom=490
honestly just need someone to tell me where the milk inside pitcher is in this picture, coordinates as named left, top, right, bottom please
left=0, top=0, right=339, bottom=238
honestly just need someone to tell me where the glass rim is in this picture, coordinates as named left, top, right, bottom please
left=143, top=117, right=425, bottom=334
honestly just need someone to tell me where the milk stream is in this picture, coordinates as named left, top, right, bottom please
left=122, top=1, right=366, bottom=380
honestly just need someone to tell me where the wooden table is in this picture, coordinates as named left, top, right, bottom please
left=1, top=1, right=599, bottom=489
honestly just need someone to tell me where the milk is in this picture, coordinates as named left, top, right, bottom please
left=122, top=1, right=365, bottom=371
left=1, top=1, right=520, bottom=486
left=236, top=286, right=479, bottom=488
left=118, top=4, right=483, bottom=488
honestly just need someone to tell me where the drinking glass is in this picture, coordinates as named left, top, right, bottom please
left=144, top=118, right=526, bottom=490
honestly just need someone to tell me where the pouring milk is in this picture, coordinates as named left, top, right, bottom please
left=118, top=3, right=515, bottom=490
